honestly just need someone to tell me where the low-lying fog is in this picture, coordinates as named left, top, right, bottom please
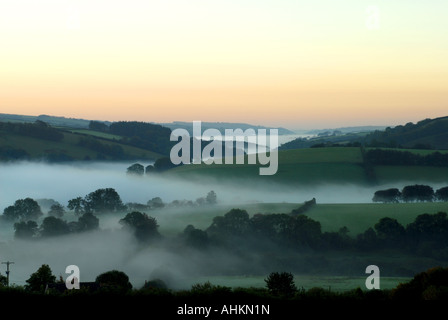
left=0, top=161, right=444, bottom=289
left=0, top=161, right=401, bottom=213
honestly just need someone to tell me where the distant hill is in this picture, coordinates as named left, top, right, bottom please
left=280, top=117, right=448, bottom=151
left=361, top=116, right=448, bottom=150
left=0, top=113, right=110, bottom=128
left=159, top=121, right=294, bottom=136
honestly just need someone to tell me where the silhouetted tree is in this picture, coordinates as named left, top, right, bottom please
left=83, top=188, right=126, bottom=213
left=67, top=197, right=86, bottom=215
left=372, top=188, right=401, bottom=203
left=147, top=197, right=164, bottom=209
left=120, top=211, right=160, bottom=243
left=183, top=225, right=209, bottom=249
left=265, top=272, right=297, bottom=297
left=48, top=203, right=65, bottom=218
left=14, top=220, right=38, bottom=239
left=206, top=190, right=217, bottom=205
left=76, top=212, right=100, bottom=232
left=25, top=264, right=56, bottom=293
left=127, top=163, right=144, bottom=176
left=374, top=217, right=405, bottom=247
left=89, top=120, right=109, bottom=132
left=401, top=185, right=434, bottom=202
left=2, top=198, right=43, bottom=221
left=95, top=270, right=132, bottom=293
left=207, top=209, right=250, bottom=237
left=40, top=216, right=70, bottom=237
left=153, top=157, right=177, bottom=171
left=435, top=187, right=448, bottom=202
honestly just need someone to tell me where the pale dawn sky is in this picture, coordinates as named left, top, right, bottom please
left=1, top=0, right=447, bottom=129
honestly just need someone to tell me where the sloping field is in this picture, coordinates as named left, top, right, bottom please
left=0, top=131, right=162, bottom=160
left=166, top=147, right=369, bottom=186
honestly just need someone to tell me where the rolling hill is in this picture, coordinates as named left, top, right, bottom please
left=0, top=121, right=163, bottom=161
left=164, top=147, right=448, bottom=186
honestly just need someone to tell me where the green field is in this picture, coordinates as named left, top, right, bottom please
left=166, top=147, right=369, bottom=186
left=0, top=130, right=162, bottom=161
left=70, top=129, right=123, bottom=140
left=166, top=147, right=448, bottom=186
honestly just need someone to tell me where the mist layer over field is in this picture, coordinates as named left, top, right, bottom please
left=0, top=161, right=446, bottom=289
left=0, top=161, right=415, bottom=213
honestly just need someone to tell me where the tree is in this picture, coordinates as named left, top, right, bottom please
left=83, top=188, right=126, bottom=213
left=283, top=215, right=322, bottom=248
left=48, top=203, right=65, bottom=218
left=372, top=188, right=401, bottom=203
left=120, top=211, right=160, bottom=243
left=14, top=220, right=38, bottom=239
left=89, top=120, right=109, bottom=132
left=25, top=264, right=56, bottom=293
left=183, top=225, right=209, bottom=249
left=0, top=273, right=7, bottom=287
left=435, top=187, right=448, bottom=202
left=147, top=197, right=164, bottom=209
left=265, top=272, right=297, bottom=297
left=40, top=216, right=70, bottom=237
left=95, top=270, right=132, bottom=292
left=67, top=197, right=86, bottom=215
left=374, top=217, right=405, bottom=247
left=127, top=163, right=144, bottom=176
left=2, top=198, right=43, bottom=221
left=153, top=157, right=177, bottom=172
left=76, top=212, right=99, bottom=232
left=206, top=190, right=217, bottom=205
left=207, top=209, right=250, bottom=237
left=402, top=185, right=434, bottom=202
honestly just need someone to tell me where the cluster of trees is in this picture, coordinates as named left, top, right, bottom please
left=14, top=212, right=99, bottom=239
left=126, top=191, right=217, bottom=211
left=126, top=159, right=180, bottom=175
left=364, top=149, right=448, bottom=167
left=0, top=121, right=64, bottom=142
left=179, top=208, right=448, bottom=261
left=89, top=121, right=173, bottom=155
left=67, top=188, right=126, bottom=215
left=1, top=188, right=218, bottom=241
left=373, top=185, right=448, bottom=203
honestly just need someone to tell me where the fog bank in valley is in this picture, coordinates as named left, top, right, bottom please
left=1, top=161, right=445, bottom=288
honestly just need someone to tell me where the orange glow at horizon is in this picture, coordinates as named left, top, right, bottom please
left=1, top=0, right=447, bottom=129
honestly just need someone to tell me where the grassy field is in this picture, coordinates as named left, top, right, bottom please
left=0, top=130, right=162, bottom=160
left=70, top=129, right=123, bottom=140
left=165, top=146, right=448, bottom=186
left=166, top=147, right=370, bottom=186
left=375, top=166, right=448, bottom=184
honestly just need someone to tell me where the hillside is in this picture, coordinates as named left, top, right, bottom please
left=0, top=121, right=163, bottom=161
left=362, top=116, right=448, bottom=149
left=164, top=147, right=448, bottom=186
left=280, top=116, right=448, bottom=150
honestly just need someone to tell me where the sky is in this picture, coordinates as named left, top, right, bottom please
left=0, top=0, right=447, bottom=130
